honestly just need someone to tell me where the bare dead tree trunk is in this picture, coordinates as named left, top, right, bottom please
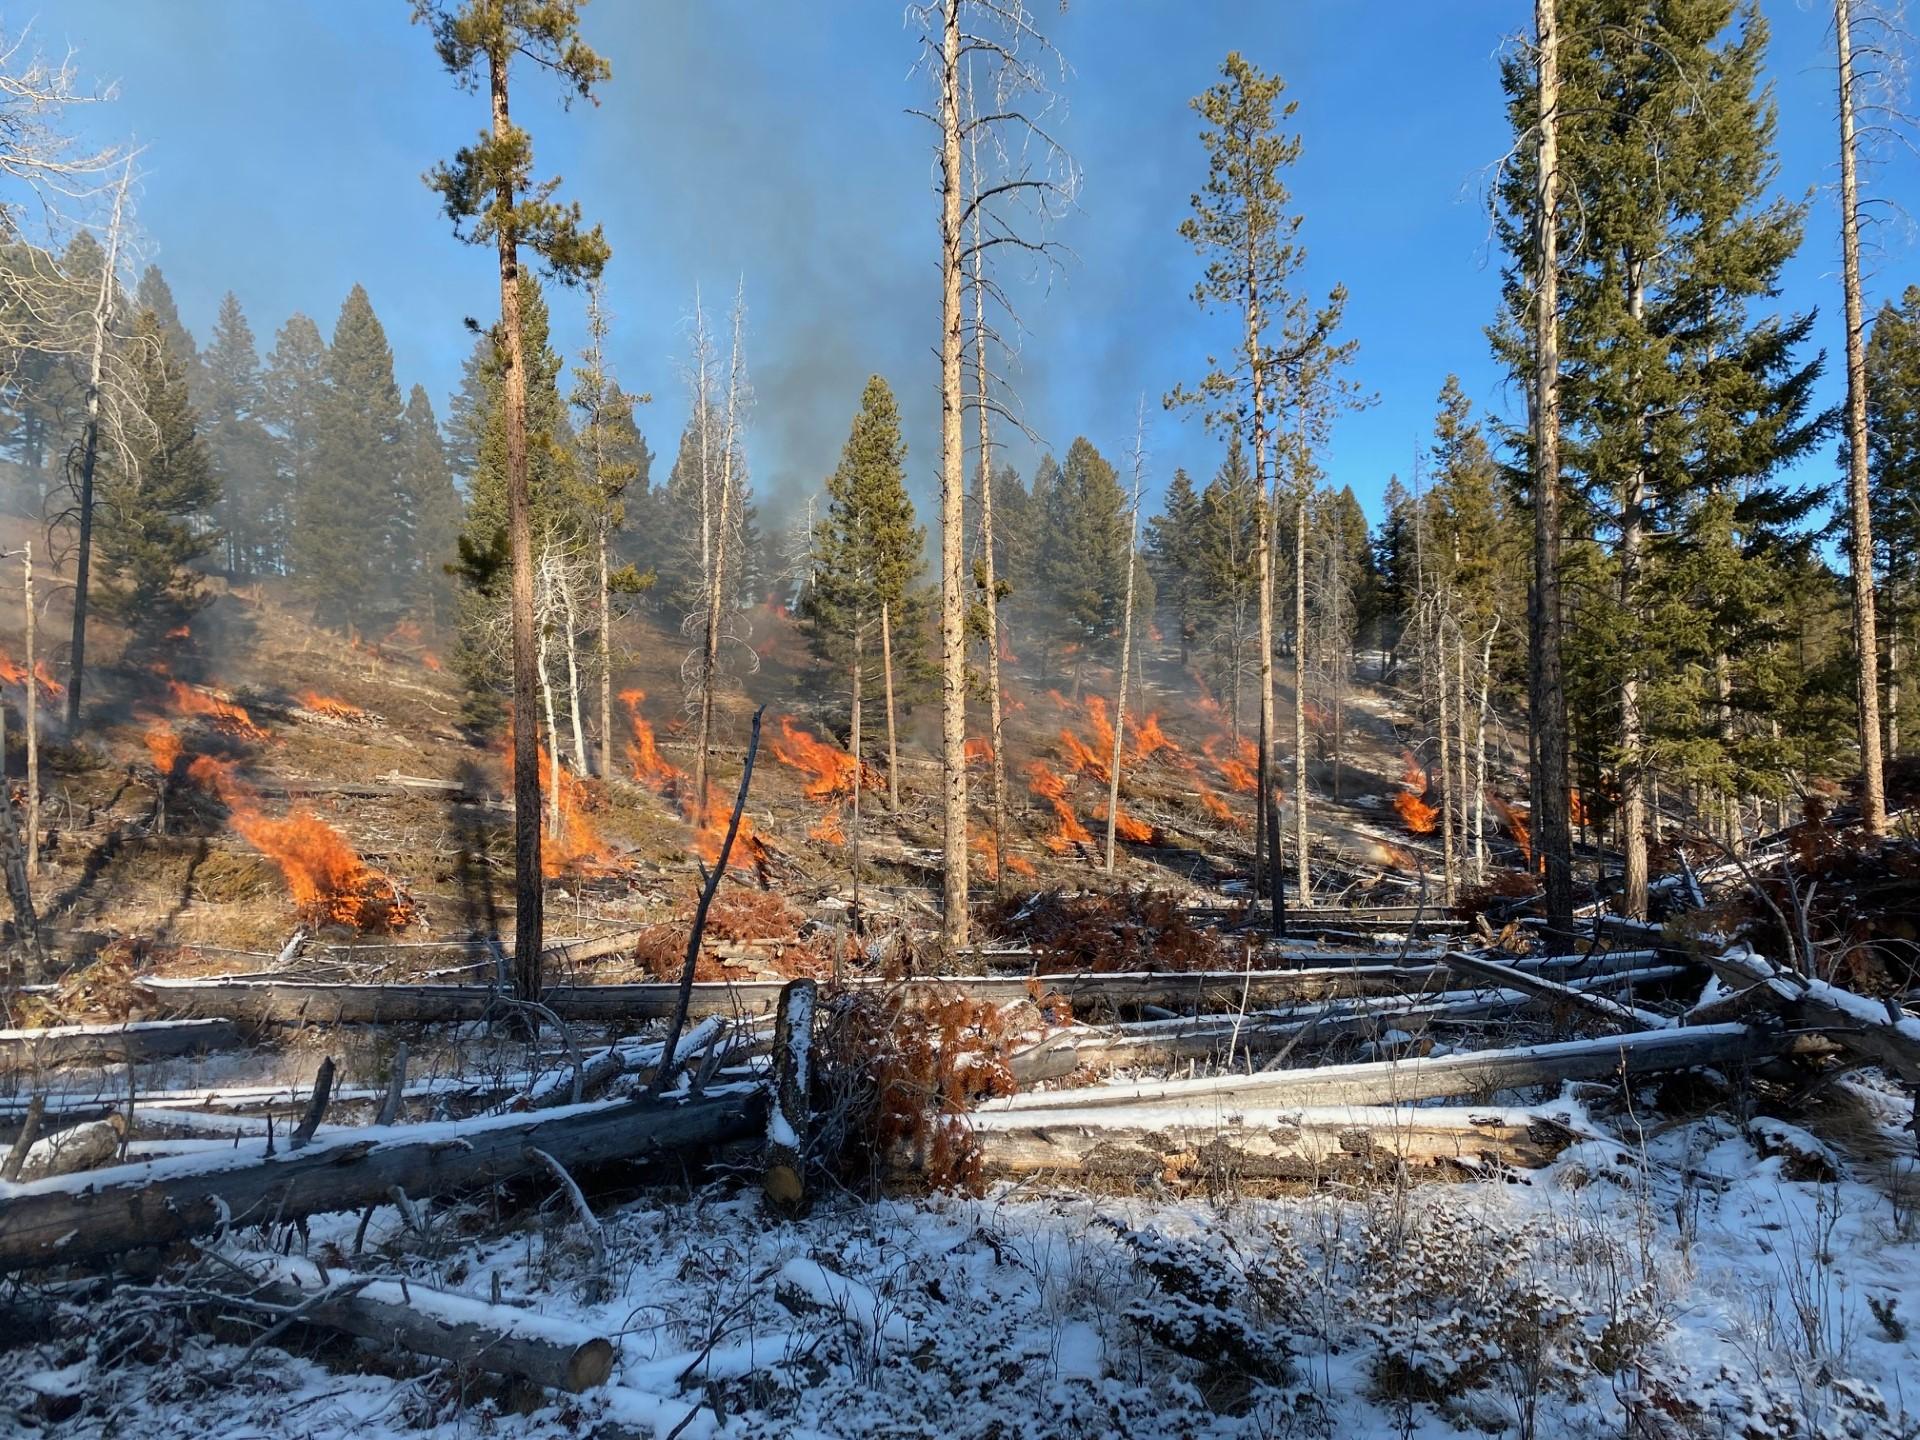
left=64, top=161, right=130, bottom=736
left=1292, top=468, right=1309, bottom=901
left=1473, top=620, right=1498, bottom=884
left=598, top=527, right=613, bottom=778
left=1104, top=404, right=1146, bottom=874
left=536, top=566, right=563, bottom=841
left=560, top=571, right=588, bottom=775
left=1437, top=614, right=1457, bottom=906
left=490, top=54, right=543, bottom=998
left=1453, top=624, right=1469, bottom=889
left=851, top=615, right=864, bottom=934
left=694, top=293, right=745, bottom=828
left=970, top=137, right=1008, bottom=892
left=937, top=2, right=971, bottom=953
left=1620, top=272, right=1650, bottom=917
left=22, top=543, right=36, bottom=880
left=1532, top=0, right=1574, bottom=933
left=881, top=600, right=900, bottom=814
left=1837, top=0, right=1888, bottom=836
left=1250, top=272, right=1275, bottom=918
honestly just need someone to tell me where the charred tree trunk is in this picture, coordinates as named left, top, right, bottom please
left=1837, top=0, right=1888, bottom=835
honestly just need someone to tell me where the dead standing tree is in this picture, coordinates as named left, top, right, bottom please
left=1103, top=401, right=1147, bottom=874
left=414, top=0, right=611, bottom=1001
left=913, top=0, right=1074, bottom=953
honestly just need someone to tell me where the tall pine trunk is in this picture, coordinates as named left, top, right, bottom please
left=851, top=616, right=864, bottom=933
left=490, top=53, right=544, bottom=998
left=1292, top=473, right=1309, bottom=903
left=1837, top=0, right=1888, bottom=835
left=1619, top=271, right=1650, bottom=918
left=1531, top=0, right=1574, bottom=933
left=881, top=601, right=900, bottom=814
left=1248, top=263, right=1276, bottom=923
left=936, top=3, right=971, bottom=952
left=972, top=168, right=1008, bottom=892
left=1104, top=426, right=1145, bottom=874
left=597, top=528, right=613, bottom=778
left=1437, top=615, right=1457, bottom=905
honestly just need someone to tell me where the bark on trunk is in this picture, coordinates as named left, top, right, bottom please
left=937, top=3, right=970, bottom=952
left=1837, top=0, right=1888, bottom=835
left=881, top=601, right=899, bottom=815
left=598, top=530, right=613, bottom=778
left=1531, top=0, right=1575, bottom=933
left=1292, top=474, right=1310, bottom=902
left=492, top=52, right=543, bottom=999
left=1620, top=271, right=1650, bottom=918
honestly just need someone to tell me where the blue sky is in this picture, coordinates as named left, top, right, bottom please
left=42, top=1, right=1920, bottom=533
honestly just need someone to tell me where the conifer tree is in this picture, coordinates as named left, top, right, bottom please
left=261, top=312, right=328, bottom=571
left=804, top=374, right=928, bottom=804
left=1867, top=285, right=1920, bottom=758
left=293, top=285, right=405, bottom=629
left=95, top=311, right=218, bottom=627
left=133, top=266, right=199, bottom=397
left=1146, top=466, right=1205, bottom=666
left=415, top=0, right=611, bottom=999
left=1037, top=435, right=1129, bottom=680
left=398, top=384, right=462, bottom=623
left=201, top=292, right=275, bottom=577
left=1194, top=440, right=1261, bottom=737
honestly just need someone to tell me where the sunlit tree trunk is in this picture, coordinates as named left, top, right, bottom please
left=936, top=2, right=971, bottom=952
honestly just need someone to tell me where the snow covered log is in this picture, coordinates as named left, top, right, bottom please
left=763, top=979, right=815, bottom=1216
left=133, top=950, right=1665, bottom=1027
left=13, top=1114, right=127, bottom=1181
left=961, top=1105, right=1582, bottom=1183
left=1699, top=946, right=1920, bottom=1084
left=1435, top=950, right=1668, bottom=1031
left=0, top=1088, right=765, bottom=1275
left=988, top=1022, right=1785, bottom=1114
left=236, top=1258, right=616, bottom=1392
left=0, top=1019, right=240, bottom=1072
left=1005, top=966, right=1689, bottom=1084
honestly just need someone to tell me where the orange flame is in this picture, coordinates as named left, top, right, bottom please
left=964, top=736, right=994, bottom=766
left=1046, top=688, right=1071, bottom=710
left=1490, top=792, right=1532, bottom=866
left=1058, top=726, right=1109, bottom=783
left=1024, top=760, right=1091, bottom=854
left=1129, top=712, right=1180, bottom=763
left=166, top=679, right=269, bottom=742
left=421, top=652, right=443, bottom=672
left=0, top=650, right=62, bottom=698
left=1204, top=735, right=1259, bottom=795
left=1097, top=801, right=1154, bottom=845
left=619, top=689, right=684, bottom=790
left=184, top=753, right=411, bottom=930
left=689, top=780, right=769, bottom=872
left=770, top=714, right=871, bottom=802
left=811, top=810, right=846, bottom=846
left=300, top=691, right=366, bottom=721
left=1570, top=788, right=1589, bottom=827
left=145, top=722, right=183, bottom=777
left=502, top=728, right=616, bottom=878
left=1393, top=751, right=1438, bottom=835
left=1083, top=694, right=1116, bottom=756
left=165, top=624, right=191, bottom=641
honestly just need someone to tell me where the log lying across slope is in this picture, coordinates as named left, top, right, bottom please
left=0, top=1019, right=241, bottom=1072
left=1699, top=945, right=1920, bottom=1084
left=989, top=1021, right=1784, bottom=1113
left=0, top=1087, right=764, bottom=1274
left=135, top=950, right=1665, bottom=1026
left=964, top=1104, right=1584, bottom=1182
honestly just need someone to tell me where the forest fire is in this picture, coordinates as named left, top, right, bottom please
left=300, top=691, right=367, bottom=721
left=770, top=714, right=870, bottom=802
left=689, top=782, right=769, bottom=872
left=811, top=810, right=845, bottom=846
left=1057, top=726, right=1109, bottom=783
left=499, top=729, right=616, bottom=879
left=1097, top=801, right=1154, bottom=845
left=1129, top=712, right=1180, bottom=763
left=964, top=736, right=993, bottom=766
left=0, top=650, right=63, bottom=698
left=144, top=722, right=183, bottom=777
left=183, top=752, right=412, bottom=931
left=1490, top=793, right=1532, bottom=866
left=1083, top=694, right=1116, bottom=756
left=619, top=689, right=684, bottom=790
left=1204, top=735, right=1259, bottom=795
left=1393, top=751, right=1439, bottom=834
left=165, top=679, right=270, bottom=742
left=1024, top=761, right=1091, bottom=854
left=618, top=691, right=764, bottom=873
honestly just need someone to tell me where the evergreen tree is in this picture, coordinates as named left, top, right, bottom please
left=1867, top=285, right=1920, bottom=757
left=261, top=312, right=328, bottom=571
left=804, top=375, right=930, bottom=703
left=201, top=292, right=276, bottom=577
left=133, top=266, right=199, bottom=396
left=1193, top=439, right=1261, bottom=731
left=293, top=285, right=405, bottom=628
left=1037, top=436, right=1130, bottom=672
left=1146, top=466, right=1205, bottom=665
left=95, top=311, right=218, bottom=626
left=398, top=385, right=462, bottom=622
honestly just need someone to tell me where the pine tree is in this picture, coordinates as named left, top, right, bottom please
left=1037, top=435, right=1129, bottom=678
left=293, top=284, right=406, bottom=629
left=1146, top=466, right=1205, bottom=666
left=95, top=311, right=219, bottom=627
left=261, top=312, right=328, bottom=572
left=1193, top=440, right=1261, bottom=736
left=804, top=374, right=929, bottom=800
left=133, top=266, right=200, bottom=397
left=398, top=384, right=462, bottom=623
left=1867, top=285, right=1920, bottom=758
left=201, top=292, right=276, bottom=577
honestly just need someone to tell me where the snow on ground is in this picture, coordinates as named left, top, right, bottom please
left=5, top=1104, right=1918, bottom=1439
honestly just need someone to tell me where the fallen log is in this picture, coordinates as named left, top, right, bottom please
left=988, top=1022, right=1785, bottom=1113
left=961, top=1104, right=1584, bottom=1183
left=1006, top=966, right=1689, bottom=1084
left=15, top=1114, right=128, bottom=1182
left=1699, top=946, right=1920, bottom=1085
left=234, top=1255, right=616, bottom=1392
left=0, top=1087, right=765, bottom=1275
left=134, top=950, right=1667, bottom=1027
left=0, top=1019, right=241, bottom=1072
left=1436, top=950, right=1667, bottom=1032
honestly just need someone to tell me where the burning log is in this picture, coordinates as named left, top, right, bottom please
left=297, top=691, right=373, bottom=725
left=0, top=1089, right=765, bottom=1274
left=1393, top=751, right=1438, bottom=835
left=962, top=1105, right=1583, bottom=1184
left=988, top=1022, right=1786, bottom=1114
left=1024, top=761, right=1091, bottom=854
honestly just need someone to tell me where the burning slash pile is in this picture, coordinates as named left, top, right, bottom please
left=0, top=648, right=63, bottom=699
left=983, top=888, right=1226, bottom=973
left=298, top=690, right=375, bottom=725
left=1394, top=751, right=1439, bottom=834
left=630, top=889, right=843, bottom=982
